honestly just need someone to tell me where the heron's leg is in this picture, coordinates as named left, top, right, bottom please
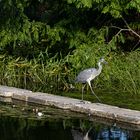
left=81, top=84, right=86, bottom=101
left=87, top=81, right=102, bottom=103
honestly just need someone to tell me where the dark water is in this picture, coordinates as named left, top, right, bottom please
left=0, top=100, right=140, bottom=140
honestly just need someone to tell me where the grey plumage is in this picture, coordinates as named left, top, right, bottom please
left=75, top=58, right=107, bottom=102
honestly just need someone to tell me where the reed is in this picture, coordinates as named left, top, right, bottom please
left=96, top=50, right=140, bottom=94
left=0, top=49, right=139, bottom=95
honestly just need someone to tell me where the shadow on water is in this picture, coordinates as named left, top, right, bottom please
left=0, top=98, right=140, bottom=140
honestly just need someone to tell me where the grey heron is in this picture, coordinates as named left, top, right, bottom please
left=75, top=58, right=107, bottom=102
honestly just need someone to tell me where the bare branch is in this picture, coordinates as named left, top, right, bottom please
left=122, top=17, right=140, bottom=39
left=108, top=18, right=140, bottom=45
left=122, top=17, right=131, bottom=29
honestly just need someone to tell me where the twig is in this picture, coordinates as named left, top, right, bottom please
left=108, top=18, right=140, bottom=44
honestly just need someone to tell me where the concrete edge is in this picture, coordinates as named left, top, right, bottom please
left=0, top=85, right=140, bottom=127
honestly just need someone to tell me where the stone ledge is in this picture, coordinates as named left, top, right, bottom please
left=0, top=85, right=140, bottom=127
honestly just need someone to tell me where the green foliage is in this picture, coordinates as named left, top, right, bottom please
left=0, top=0, right=139, bottom=53
left=126, top=0, right=140, bottom=12
left=0, top=0, right=140, bottom=98
left=68, top=27, right=110, bottom=70
left=0, top=52, right=69, bottom=92
left=66, top=0, right=140, bottom=18
left=98, top=50, right=140, bottom=94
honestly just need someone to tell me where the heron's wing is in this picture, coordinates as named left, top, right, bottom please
left=76, top=68, right=97, bottom=83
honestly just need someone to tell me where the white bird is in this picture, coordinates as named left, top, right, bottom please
left=75, top=58, right=107, bottom=102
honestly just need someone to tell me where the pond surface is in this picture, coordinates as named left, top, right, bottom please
left=0, top=99, right=140, bottom=140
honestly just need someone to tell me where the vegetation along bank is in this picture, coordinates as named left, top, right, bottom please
left=0, top=0, right=140, bottom=109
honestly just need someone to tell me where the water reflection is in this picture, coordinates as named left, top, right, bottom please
left=0, top=101, right=139, bottom=140
left=97, top=126, right=130, bottom=140
left=72, top=125, right=132, bottom=140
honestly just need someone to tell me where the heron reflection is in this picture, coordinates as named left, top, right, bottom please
left=71, top=125, right=131, bottom=140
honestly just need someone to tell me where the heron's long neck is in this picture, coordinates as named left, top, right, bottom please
left=97, top=62, right=102, bottom=74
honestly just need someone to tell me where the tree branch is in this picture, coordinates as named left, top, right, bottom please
left=108, top=18, right=140, bottom=45
left=123, top=17, right=140, bottom=39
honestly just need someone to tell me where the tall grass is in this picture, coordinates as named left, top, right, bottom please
left=0, top=53, right=70, bottom=93
left=98, top=50, right=140, bottom=94
left=0, top=49, right=139, bottom=95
